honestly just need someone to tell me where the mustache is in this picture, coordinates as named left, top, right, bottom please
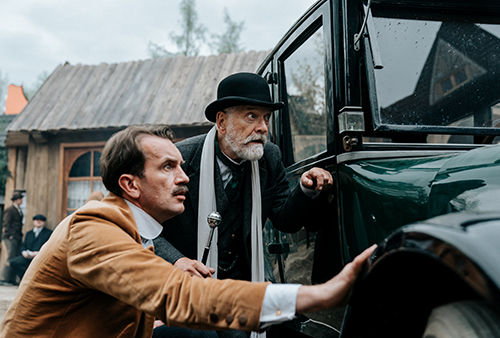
left=173, top=185, right=189, bottom=195
left=244, top=134, right=267, bottom=145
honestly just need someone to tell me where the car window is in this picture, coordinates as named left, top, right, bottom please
left=283, top=27, right=327, bottom=163
left=370, top=14, right=500, bottom=139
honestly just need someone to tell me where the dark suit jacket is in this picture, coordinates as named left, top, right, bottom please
left=21, top=227, right=52, bottom=253
left=2, top=205, right=23, bottom=241
left=155, top=134, right=327, bottom=275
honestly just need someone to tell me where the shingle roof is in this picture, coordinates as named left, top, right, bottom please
left=7, top=50, right=269, bottom=133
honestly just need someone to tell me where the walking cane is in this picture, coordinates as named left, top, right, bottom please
left=201, top=212, right=221, bottom=265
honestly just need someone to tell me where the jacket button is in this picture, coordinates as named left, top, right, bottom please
left=210, top=313, right=219, bottom=323
left=238, top=315, right=248, bottom=326
left=226, top=314, right=234, bottom=325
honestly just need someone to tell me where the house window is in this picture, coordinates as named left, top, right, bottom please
left=439, top=66, right=471, bottom=96
left=67, top=150, right=107, bottom=214
left=59, top=143, right=107, bottom=221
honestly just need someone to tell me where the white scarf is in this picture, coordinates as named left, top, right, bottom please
left=197, top=126, right=265, bottom=284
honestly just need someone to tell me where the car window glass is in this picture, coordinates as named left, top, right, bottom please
left=283, top=28, right=327, bottom=162
left=371, top=16, right=500, bottom=140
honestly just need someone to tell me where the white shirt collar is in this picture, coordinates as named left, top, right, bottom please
left=221, top=150, right=244, bottom=166
left=216, top=157, right=232, bottom=188
left=124, top=199, right=163, bottom=240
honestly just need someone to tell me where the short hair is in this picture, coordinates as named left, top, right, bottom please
left=222, top=106, right=237, bottom=115
left=100, top=125, right=174, bottom=196
left=217, top=106, right=238, bottom=128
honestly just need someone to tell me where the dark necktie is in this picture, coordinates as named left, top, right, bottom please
left=214, top=139, right=243, bottom=201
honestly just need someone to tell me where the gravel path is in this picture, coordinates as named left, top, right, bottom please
left=0, top=285, right=18, bottom=322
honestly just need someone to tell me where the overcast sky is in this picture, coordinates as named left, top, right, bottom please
left=0, top=0, right=316, bottom=89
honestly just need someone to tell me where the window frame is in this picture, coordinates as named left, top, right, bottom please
left=272, top=1, right=333, bottom=167
left=366, top=7, right=500, bottom=137
left=58, top=142, right=106, bottom=222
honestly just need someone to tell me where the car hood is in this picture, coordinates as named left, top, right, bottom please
left=427, top=144, right=500, bottom=217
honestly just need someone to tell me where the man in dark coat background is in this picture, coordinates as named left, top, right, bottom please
left=0, top=192, right=24, bottom=286
left=9, top=214, right=52, bottom=282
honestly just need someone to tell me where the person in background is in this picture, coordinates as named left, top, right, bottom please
left=0, top=192, right=24, bottom=286
left=8, top=214, right=52, bottom=282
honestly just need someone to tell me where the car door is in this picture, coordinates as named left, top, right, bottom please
left=259, top=1, right=346, bottom=336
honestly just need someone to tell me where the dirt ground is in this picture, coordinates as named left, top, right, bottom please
left=0, top=285, right=18, bottom=322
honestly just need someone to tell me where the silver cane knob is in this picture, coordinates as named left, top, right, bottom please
left=201, top=212, right=222, bottom=265
left=207, top=212, right=222, bottom=229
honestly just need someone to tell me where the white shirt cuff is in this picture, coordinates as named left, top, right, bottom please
left=300, top=182, right=321, bottom=199
left=259, top=284, right=301, bottom=329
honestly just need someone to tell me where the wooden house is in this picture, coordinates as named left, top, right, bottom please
left=4, top=51, right=268, bottom=232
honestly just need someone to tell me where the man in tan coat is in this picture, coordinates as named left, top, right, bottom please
left=0, top=125, right=375, bottom=338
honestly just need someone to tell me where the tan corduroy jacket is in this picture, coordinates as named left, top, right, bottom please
left=0, top=193, right=268, bottom=338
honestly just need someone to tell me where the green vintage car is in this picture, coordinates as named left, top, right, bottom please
left=259, top=0, right=500, bottom=337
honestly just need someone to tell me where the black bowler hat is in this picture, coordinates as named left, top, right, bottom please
left=33, top=214, right=46, bottom=221
left=205, top=72, right=284, bottom=122
left=11, top=192, right=23, bottom=201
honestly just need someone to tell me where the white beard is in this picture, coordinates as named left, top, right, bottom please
left=225, top=125, right=266, bottom=161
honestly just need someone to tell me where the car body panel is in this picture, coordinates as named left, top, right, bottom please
left=428, top=144, right=500, bottom=217
left=256, top=0, right=500, bottom=336
left=339, top=144, right=500, bottom=261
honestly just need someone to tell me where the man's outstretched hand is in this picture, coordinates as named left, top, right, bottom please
left=300, top=168, right=334, bottom=192
left=296, top=244, right=377, bottom=314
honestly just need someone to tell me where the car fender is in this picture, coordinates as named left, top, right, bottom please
left=340, top=212, right=500, bottom=338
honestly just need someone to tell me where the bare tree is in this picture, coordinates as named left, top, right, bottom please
left=147, top=41, right=175, bottom=59
left=210, top=8, right=245, bottom=54
left=24, top=71, right=49, bottom=100
left=0, top=70, right=9, bottom=114
left=0, top=70, right=11, bottom=194
left=169, top=0, right=206, bottom=56
left=0, top=148, right=10, bottom=196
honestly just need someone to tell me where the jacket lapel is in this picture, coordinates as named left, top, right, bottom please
left=241, top=157, right=270, bottom=240
left=185, top=135, right=233, bottom=219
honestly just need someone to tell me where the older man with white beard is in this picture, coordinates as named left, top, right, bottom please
left=153, top=72, right=333, bottom=338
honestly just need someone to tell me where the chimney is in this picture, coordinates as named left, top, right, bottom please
left=5, top=84, right=28, bottom=115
